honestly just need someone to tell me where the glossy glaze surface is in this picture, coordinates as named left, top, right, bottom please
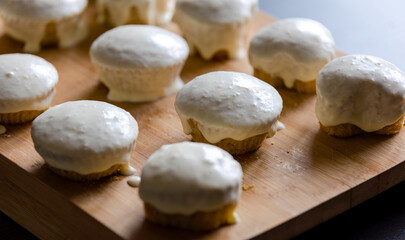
left=139, top=142, right=242, bottom=214
left=0, top=54, right=58, bottom=113
left=175, top=71, right=283, bottom=143
left=316, top=55, right=405, bottom=131
left=249, top=18, right=335, bottom=87
left=31, top=100, right=139, bottom=175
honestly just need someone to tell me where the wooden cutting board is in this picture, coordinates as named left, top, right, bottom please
left=1, top=6, right=405, bottom=240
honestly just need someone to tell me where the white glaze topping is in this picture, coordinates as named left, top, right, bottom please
left=316, top=55, right=405, bottom=132
left=120, top=163, right=137, bottom=176
left=0, top=125, right=6, bottom=135
left=127, top=176, right=141, bottom=187
left=249, top=18, right=336, bottom=88
left=139, top=142, right=242, bottom=214
left=175, top=71, right=283, bottom=143
left=155, top=0, right=176, bottom=25
left=174, top=0, right=256, bottom=60
left=176, top=0, right=257, bottom=24
left=96, top=0, right=154, bottom=26
left=31, top=100, right=139, bottom=175
left=0, top=0, right=88, bottom=52
left=90, top=25, right=189, bottom=68
left=276, top=121, right=286, bottom=131
left=0, top=54, right=58, bottom=114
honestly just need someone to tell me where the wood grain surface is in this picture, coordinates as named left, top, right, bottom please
left=1, top=5, right=405, bottom=240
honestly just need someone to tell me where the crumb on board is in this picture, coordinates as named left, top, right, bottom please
left=242, top=184, right=254, bottom=191
left=271, top=142, right=274, bottom=145
left=286, top=150, right=291, bottom=153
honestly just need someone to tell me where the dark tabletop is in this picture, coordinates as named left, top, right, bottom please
left=2, top=1, right=405, bottom=239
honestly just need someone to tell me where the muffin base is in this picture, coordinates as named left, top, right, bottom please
left=0, top=110, right=45, bottom=125
left=93, top=61, right=185, bottom=102
left=143, top=202, right=238, bottom=231
left=188, top=119, right=268, bottom=155
left=48, top=164, right=122, bottom=181
left=320, top=115, right=405, bottom=137
left=254, top=68, right=316, bottom=93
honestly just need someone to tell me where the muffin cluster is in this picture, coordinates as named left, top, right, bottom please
left=1, top=0, right=404, bottom=233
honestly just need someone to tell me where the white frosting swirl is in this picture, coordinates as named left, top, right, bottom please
left=0, top=54, right=58, bottom=113
left=175, top=71, right=283, bottom=143
left=249, top=18, right=336, bottom=88
left=139, top=142, right=242, bottom=214
left=316, top=55, right=405, bottom=132
left=31, top=100, right=139, bottom=175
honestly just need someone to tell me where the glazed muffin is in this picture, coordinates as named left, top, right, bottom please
left=31, top=100, right=139, bottom=181
left=175, top=71, right=283, bottom=155
left=0, top=0, right=88, bottom=52
left=95, top=0, right=155, bottom=26
left=316, top=55, right=405, bottom=137
left=173, top=0, right=257, bottom=60
left=139, top=142, right=243, bottom=230
left=0, top=54, right=58, bottom=125
left=90, top=25, right=189, bottom=102
left=249, top=18, right=336, bottom=93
